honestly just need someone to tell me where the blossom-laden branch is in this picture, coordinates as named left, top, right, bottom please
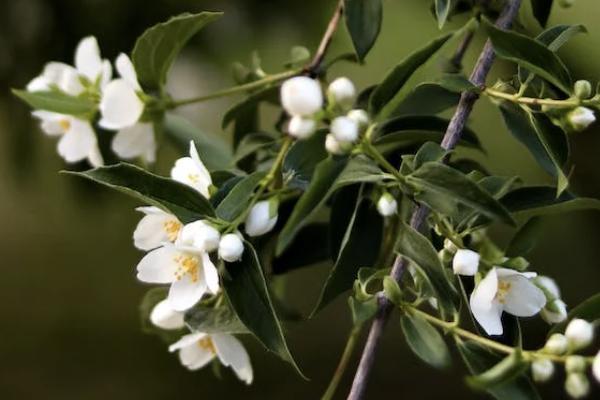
left=347, top=1, right=525, bottom=399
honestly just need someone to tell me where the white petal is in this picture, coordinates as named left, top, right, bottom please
left=472, top=300, right=504, bottom=336
left=75, top=36, right=103, bottom=81
left=452, top=249, right=480, bottom=276
left=115, top=53, right=140, bottom=90
left=26, top=76, right=50, bottom=92
left=57, top=118, right=96, bottom=163
left=150, top=299, right=185, bottom=330
left=169, top=332, right=206, bottom=352
left=212, top=333, right=253, bottom=384
left=170, top=157, right=211, bottom=198
left=100, top=60, right=113, bottom=89
left=58, top=67, right=84, bottom=96
left=181, top=344, right=215, bottom=370
left=470, top=268, right=499, bottom=311
left=189, top=141, right=212, bottom=185
left=32, top=111, right=64, bottom=136
left=134, top=212, right=180, bottom=251
left=245, top=200, right=278, bottom=237
left=202, top=253, right=220, bottom=294
left=178, top=220, right=220, bottom=252
left=503, top=275, right=546, bottom=317
left=136, top=246, right=178, bottom=284
left=111, top=122, right=156, bottom=163
left=87, top=143, right=104, bottom=167
left=168, top=273, right=207, bottom=311
left=99, top=79, right=144, bottom=130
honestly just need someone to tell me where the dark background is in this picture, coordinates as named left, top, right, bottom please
left=0, top=0, right=599, bottom=398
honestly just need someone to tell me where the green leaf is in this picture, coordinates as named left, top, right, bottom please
left=436, top=74, right=480, bottom=93
left=222, top=241, right=303, bottom=376
left=13, top=89, right=96, bottom=116
left=530, top=0, right=553, bottom=28
left=334, top=155, right=386, bottom=187
left=408, top=162, right=515, bottom=226
left=132, top=12, right=223, bottom=91
left=483, top=19, right=572, bottom=93
left=501, top=186, right=600, bottom=216
left=414, top=141, right=447, bottom=169
left=272, top=223, right=330, bottom=275
left=283, top=131, right=328, bottom=190
left=215, top=171, right=267, bottom=221
left=505, top=217, right=543, bottom=257
left=348, top=297, right=378, bottom=326
left=466, top=350, right=528, bottom=391
left=458, top=341, right=541, bottom=400
left=383, top=276, right=403, bottom=305
left=395, top=222, right=458, bottom=317
left=64, top=163, right=215, bottom=223
left=537, top=24, right=587, bottom=51
left=276, top=157, right=348, bottom=255
left=164, top=114, right=232, bottom=171
left=400, top=313, right=451, bottom=369
left=344, top=0, right=383, bottom=61
left=313, top=197, right=383, bottom=314
left=369, top=33, right=452, bottom=118
left=391, top=82, right=460, bottom=117
left=435, top=0, right=455, bottom=29
left=549, top=293, right=600, bottom=335
left=185, top=301, right=249, bottom=334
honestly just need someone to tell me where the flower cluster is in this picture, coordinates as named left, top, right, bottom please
left=27, top=36, right=156, bottom=166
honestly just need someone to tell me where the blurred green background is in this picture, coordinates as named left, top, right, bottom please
left=1, top=0, right=599, bottom=398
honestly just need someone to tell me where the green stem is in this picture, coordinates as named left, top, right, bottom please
left=169, top=69, right=300, bottom=108
left=484, top=87, right=596, bottom=108
left=322, top=325, right=362, bottom=400
left=361, top=141, right=404, bottom=182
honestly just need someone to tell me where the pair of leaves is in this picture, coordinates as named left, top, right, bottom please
left=344, top=0, right=383, bottom=61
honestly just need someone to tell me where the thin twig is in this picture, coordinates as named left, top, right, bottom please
left=305, top=0, right=345, bottom=76
left=347, top=1, right=523, bottom=399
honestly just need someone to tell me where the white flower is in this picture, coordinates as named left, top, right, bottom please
left=218, top=233, right=244, bottom=262
left=325, top=133, right=345, bottom=155
left=288, top=115, right=317, bottom=139
left=171, top=141, right=213, bottom=198
left=150, top=299, right=185, bottom=330
left=111, top=121, right=156, bottom=164
left=535, top=276, right=561, bottom=299
left=280, top=76, right=323, bottom=116
left=134, top=206, right=182, bottom=251
left=136, top=243, right=220, bottom=311
left=469, top=267, right=546, bottom=335
left=567, top=106, right=595, bottom=131
left=245, top=199, right=278, bottom=237
left=376, top=193, right=397, bottom=217
left=169, top=331, right=253, bottom=384
left=531, top=359, right=554, bottom=383
left=331, top=116, right=359, bottom=143
left=32, top=111, right=104, bottom=167
left=544, top=333, right=569, bottom=355
left=592, top=351, right=600, bottom=383
left=541, top=299, right=568, bottom=324
left=327, top=77, right=356, bottom=107
left=565, top=373, right=590, bottom=399
left=178, top=220, right=220, bottom=252
left=347, top=109, right=369, bottom=127
left=565, top=319, right=594, bottom=350
left=453, top=249, right=480, bottom=276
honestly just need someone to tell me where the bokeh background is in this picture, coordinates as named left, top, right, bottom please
left=1, top=0, right=599, bottom=398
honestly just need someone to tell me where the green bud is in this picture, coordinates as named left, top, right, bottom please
left=544, top=333, right=569, bottom=355
left=566, top=356, right=588, bottom=373
left=531, top=359, right=554, bottom=383
left=574, top=80, right=592, bottom=99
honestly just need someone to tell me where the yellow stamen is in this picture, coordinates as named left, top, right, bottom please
left=173, top=254, right=200, bottom=282
left=187, top=173, right=200, bottom=184
left=198, top=337, right=216, bottom=354
left=496, top=280, right=512, bottom=304
left=163, top=220, right=182, bottom=242
left=59, top=119, right=71, bottom=131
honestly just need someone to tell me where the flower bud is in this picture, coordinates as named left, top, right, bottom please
left=565, top=373, right=590, bottom=399
left=531, top=359, right=554, bottom=383
left=592, top=351, right=600, bottom=383
left=565, top=319, right=594, bottom=350
left=452, top=249, right=480, bottom=276
left=541, top=299, right=568, bottom=324
left=566, top=107, right=595, bottom=131
left=574, top=80, right=592, bottom=99
left=376, top=192, right=397, bottom=217
left=438, top=249, right=453, bottom=264
left=544, top=333, right=569, bottom=355
left=331, top=116, right=359, bottom=143
left=443, top=239, right=458, bottom=255
left=179, top=220, right=220, bottom=252
left=325, top=133, right=346, bottom=155
left=280, top=76, right=323, bottom=116
left=535, top=276, right=561, bottom=299
left=218, top=233, right=244, bottom=262
left=566, top=356, right=588, bottom=374
left=347, top=109, right=369, bottom=128
left=150, top=299, right=185, bottom=330
left=245, top=199, right=278, bottom=237
left=327, top=77, right=356, bottom=108
left=288, top=115, right=317, bottom=139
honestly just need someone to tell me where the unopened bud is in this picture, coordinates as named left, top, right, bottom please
left=288, top=115, right=317, bottom=139
left=566, top=107, right=596, bottom=131
left=245, top=199, right=278, bottom=237
left=179, top=220, right=220, bottom=252
left=443, top=239, right=458, bottom=255
left=150, top=299, right=185, bottom=330
left=566, top=356, right=587, bottom=374
left=376, top=192, right=398, bottom=217
left=535, top=276, right=561, bottom=299
left=544, top=333, right=569, bottom=355
left=331, top=116, right=359, bottom=143
left=280, top=76, right=323, bottom=116
left=218, top=233, right=244, bottom=262
left=531, top=359, right=554, bottom=383
left=574, top=80, right=592, bottom=99
left=565, top=373, right=590, bottom=399
left=347, top=109, right=369, bottom=128
left=327, top=77, right=356, bottom=108
left=565, top=319, right=594, bottom=350
left=452, top=249, right=480, bottom=276
left=541, top=299, right=568, bottom=324
left=592, top=351, right=600, bottom=383
left=325, top=133, right=347, bottom=155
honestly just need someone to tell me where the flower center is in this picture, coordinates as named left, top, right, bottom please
left=496, top=280, right=512, bottom=304
left=59, top=119, right=71, bottom=131
left=187, top=173, right=200, bottom=184
left=163, top=220, right=182, bottom=242
left=173, top=254, right=200, bottom=282
left=197, top=337, right=216, bottom=354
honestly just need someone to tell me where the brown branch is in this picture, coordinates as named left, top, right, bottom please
left=346, top=1, right=523, bottom=399
left=304, top=0, right=345, bottom=76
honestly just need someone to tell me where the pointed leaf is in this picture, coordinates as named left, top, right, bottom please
left=391, top=82, right=460, bottom=117
left=13, top=89, right=96, bottom=116
left=216, top=171, right=267, bottom=221
left=344, top=0, right=383, bottom=61
left=530, top=0, right=553, bottom=28
left=401, top=313, right=451, bottom=369
left=435, top=0, right=455, bottom=29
